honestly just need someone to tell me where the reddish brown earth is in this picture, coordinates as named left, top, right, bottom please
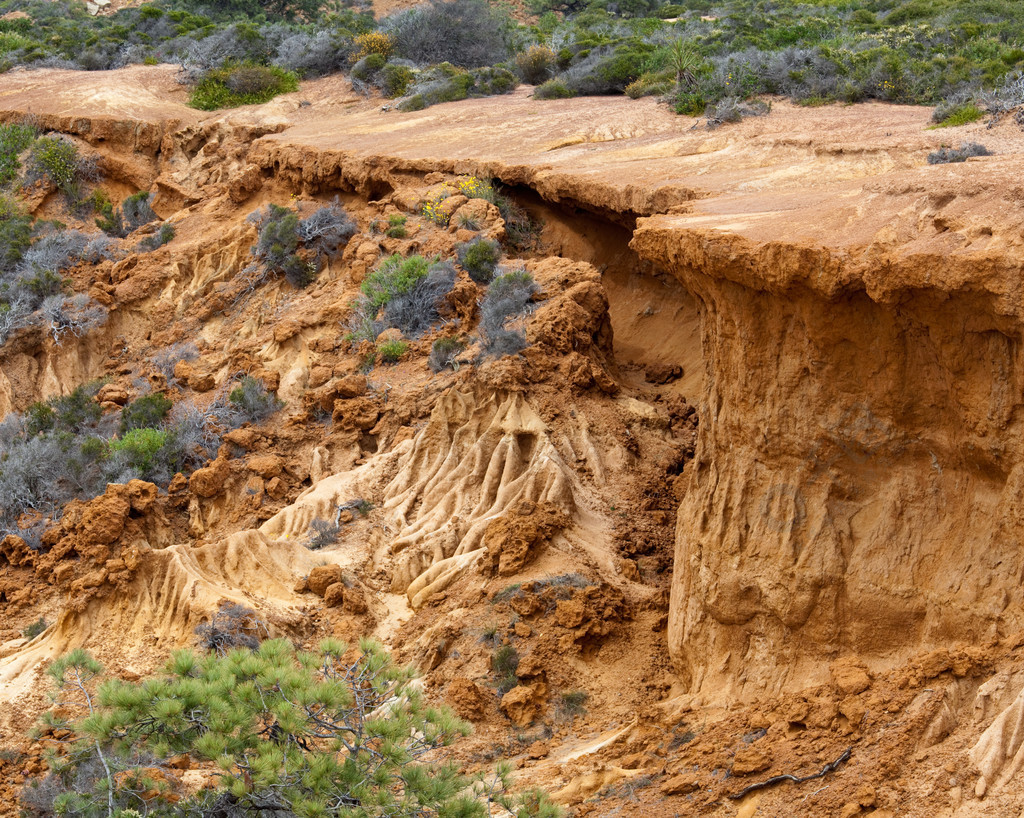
left=2, top=66, right=1024, bottom=817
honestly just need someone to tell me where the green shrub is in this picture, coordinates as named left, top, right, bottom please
left=397, top=63, right=518, bottom=112
left=120, top=392, right=172, bottom=433
left=109, top=427, right=170, bottom=476
left=24, top=402, right=56, bottom=437
left=381, top=62, right=414, bottom=97
left=0, top=193, right=33, bottom=269
left=385, top=213, right=408, bottom=238
left=361, top=253, right=430, bottom=312
left=377, top=337, right=409, bottom=362
left=189, top=63, right=299, bottom=110
left=674, top=91, right=706, bottom=116
left=351, top=51, right=386, bottom=80
left=515, top=44, right=556, bottom=84
left=350, top=54, right=415, bottom=97
left=228, top=375, right=283, bottom=422
left=456, top=235, right=501, bottom=283
left=933, top=102, right=985, bottom=127
left=0, top=122, right=36, bottom=186
left=534, top=79, right=574, bottom=99
left=22, top=385, right=103, bottom=438
left=28, top=136, right=83, bottom=200
left=28, top=640, right=559, bottom=818
left=248, top=201, right=354, bottom=288
left=47, top=384, right=103, bottom=433
left=358, top=258, right=456, bottom=338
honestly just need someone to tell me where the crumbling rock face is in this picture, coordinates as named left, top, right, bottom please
left=632, top=195, right=1024, bottom=701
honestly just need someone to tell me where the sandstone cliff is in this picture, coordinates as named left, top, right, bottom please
left=2, top=66, right=1024, bottom=817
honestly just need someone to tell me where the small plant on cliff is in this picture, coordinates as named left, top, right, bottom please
left=26, top=640, right=560, bottom=818
left=228, top=375, right=283, bottom=423
left=429, top=336, right=465, bottom=371
left=0, top=194, right=33, bottom=270
left=491, top=644, right=520, bottom=694
left=96, top=190, right=157, bottom=237
left=361, top=253, right=428, bottom=310
left=385, top=213, right=408, bottom=238
left=380, top=259, right=457, bottom=338
left=22, top=616, right=47, bottom=640
left=377, top=337, right=409, bottom=362
left=137, top=222, right=175, bottom=251
left=297, top=200, right=357, bottom=259
left=27, top=135, right=95, bottom=204
left=108, top=427, right=171, bottom=478
left=308, top=516, right=342, bottom=549
left=248, top=200, right=355, bottom=288
left=456, top=236, right=501, bottom=283
left=479, top=268, right=538, bottom=358
left=0, top=122, right=37, bottom=187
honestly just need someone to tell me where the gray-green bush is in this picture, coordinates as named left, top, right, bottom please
left=456, top=236, right=501, bottom=283
left=480, top=268, right=538, bottom=357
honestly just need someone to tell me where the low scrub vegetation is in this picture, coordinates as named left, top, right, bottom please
left=429, top=336, right=466, bottom=371
left=95, top=190, right=156, bottom=237
left=480, top=268, right=538, bottom=357
left=350, top=252, right=457, bottom=341
left=229, top=375, right=284, bottom=423
left=0, top=377, right=282, bottom=538
left=927, top=141, right=992, bottom=163
left=492, top=644, right=521, bottom=694
left=0, top=122, right=37, bottom=187
left=1, top=205, right=106, bottom=347
left=189, top=63, right=299, bottom=109
left=396, top=63, right=518, bottom=111
left=457, top=236, right=501, bottom=283
left=0, top=0, right=1021, bottom=119
left=378, top=337, right=409, bottom=362
left=246, top=200, right=356, bottom=288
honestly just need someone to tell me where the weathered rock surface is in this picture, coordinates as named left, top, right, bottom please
left=2, top=65, right=1024, bottom=818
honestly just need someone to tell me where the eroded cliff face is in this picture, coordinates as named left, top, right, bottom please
left=3, top=66, right=1024, bottom=816
left=631, top=168, right=1024, bottom=702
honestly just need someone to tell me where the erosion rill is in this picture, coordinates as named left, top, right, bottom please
left=2, top=68, right=1024, bottom=816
